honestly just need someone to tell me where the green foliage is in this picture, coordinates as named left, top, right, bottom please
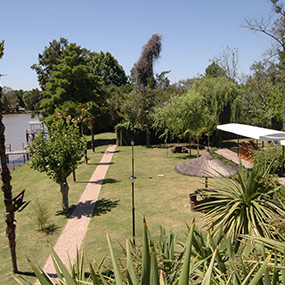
left=198, top=162, right=285, bottom=243
left=1, top=89, right=25, bottom=113
left=31, top=37, right=69, bottom=90
left=40, top=43, right=103, bottom=121
left=23, top=88, right=42, bottom=112
left=89, top=51, right=128, bottom=86
left=190, top=76, right=240, bottom=125
left=153, top=76, right=240, bottom=144
left=252, top=146, right=283, bottom=176
left=32, top=198, right=51, bottom=231
left=18, top=219, right=285, bottom=284
left=205, top=61, right=226, bottom=78
left=117, top=87, right=157, bottom=144
left=153, top=90, right=208, bottom=143
left=28, top=119, right=86, bottom=184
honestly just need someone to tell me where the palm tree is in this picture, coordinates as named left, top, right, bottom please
left=79, top=102, right=103, bottom=152
left=0, top=42, right=18, bottom=273
left=198, top=161, right=285, bottom=250
left=0, top=88, right=18, bottom=273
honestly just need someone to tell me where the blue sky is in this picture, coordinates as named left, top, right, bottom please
left=0, top=0, right=276, bottom=90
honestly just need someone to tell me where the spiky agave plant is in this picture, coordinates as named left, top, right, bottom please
left=197, top=160, right=285, bottom=249
left=14, top=219, right=284, bottom=284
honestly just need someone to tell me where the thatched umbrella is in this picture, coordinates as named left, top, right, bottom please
left=175, top=151, right=236, bottom=187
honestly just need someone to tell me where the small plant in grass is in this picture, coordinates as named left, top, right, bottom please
left=32, top=198, right=51, bottom=232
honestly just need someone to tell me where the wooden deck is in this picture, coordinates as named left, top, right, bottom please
left=214, top=148, right=253, bottom=169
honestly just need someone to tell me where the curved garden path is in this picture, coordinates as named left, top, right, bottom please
left=41, top=144, right=117, bottom=276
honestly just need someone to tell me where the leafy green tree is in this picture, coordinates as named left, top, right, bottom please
left=119, top=87, right=157, bottom=145
left=0, top=40, right=18, bottom=272
left=31, top=37, right=68, bottom=90
left=205, top=61, right=226, bottom=78
left=1, top=90, right=17, bottom=112
left=28, top=120, right=86, bottom=211
left=23, top=88, right=42, bottom=112
left=190, top=76, right=240, bottom=126
left=40, top=43, right=103, bottom=122
left=154, top=76, right=239, bottom=148
left=155, top=70, right=171, bottom=89
left=89, top=51, right=128, bottom=86
left=153, top=91, right=206, bottom=149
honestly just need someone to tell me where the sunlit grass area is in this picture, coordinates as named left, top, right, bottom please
left=1, top=132, right=207, bottom=284
left=83, top=143, right=204, bottom=265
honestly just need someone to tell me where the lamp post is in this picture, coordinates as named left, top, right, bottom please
left=129, top=140, right=136, bottom=243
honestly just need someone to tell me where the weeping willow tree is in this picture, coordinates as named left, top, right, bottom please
left=134, top=34, right=162, bottom=89
left=0, top=40, right=18, bottom=273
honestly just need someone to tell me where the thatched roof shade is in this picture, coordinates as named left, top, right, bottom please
left=175, top=151, right=236, bottom=178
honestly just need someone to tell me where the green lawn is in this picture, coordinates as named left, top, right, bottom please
left=83, top=143, right=204, bottom=264
left=1, top=132, right=206, bottom=284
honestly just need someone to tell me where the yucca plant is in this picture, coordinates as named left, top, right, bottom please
left=197, top=161, right=285, bottom=249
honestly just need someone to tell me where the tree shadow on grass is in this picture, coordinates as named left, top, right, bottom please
left=17, top=201, right=31, bottom=212
left=87, top=162, right=114, bottom=166
left=55, top=198, right=119, bottom=219
left=92, top=198, right=119, bottom=217
left=56, top=205, right=77, bottom=218
left=41, top=223, right=60, bottom=235
left=76, top=178, right=119, bottom=185
left=16, top=271, right=36, bottom=277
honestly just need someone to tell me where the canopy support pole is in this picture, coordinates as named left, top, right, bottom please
left=281, top=145, right=284, bottom=177
left=237, top=136, right=240, bottom=157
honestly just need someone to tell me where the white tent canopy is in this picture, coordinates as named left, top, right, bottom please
left=217, top=123, right=285, bottom=146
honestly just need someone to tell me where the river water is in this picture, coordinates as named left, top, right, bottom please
left=2, top=113, right=33, bottom=152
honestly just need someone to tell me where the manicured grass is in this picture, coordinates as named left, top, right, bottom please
left=82, top=144, right=204, bottom=265
left=0, top=133, right=206, bottom=284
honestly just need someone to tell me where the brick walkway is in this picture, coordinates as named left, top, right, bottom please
left=41, top=145, right=117, bottom=276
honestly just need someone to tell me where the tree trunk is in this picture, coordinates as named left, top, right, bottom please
left=91, top=126, right=95, bottom=152
left=84, top=149, right=88, bottom=164
left=0, top=86, right=18, bottom=273
left=60, top=180, right=69, bottom=211
left=283, top=93, right=285, bottom=131
left=146, top=127, right=150, bottom=145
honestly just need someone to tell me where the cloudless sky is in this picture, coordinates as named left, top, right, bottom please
left=0, top=0, right=276, bottom=90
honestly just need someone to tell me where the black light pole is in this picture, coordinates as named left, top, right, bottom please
left=129, top=140, right=136, bottom=243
